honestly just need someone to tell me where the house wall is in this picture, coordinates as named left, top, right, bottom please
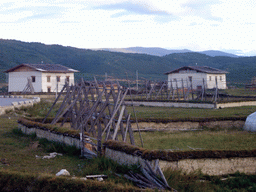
left=167, top=70, right=227, bottom=90
left=41, top=72, right=75, bottom=92
left=8, top=71, right=42, bottom=92
left=167, top=70, right=207, bottom=89
left=207, top=74, right=227, bottom=89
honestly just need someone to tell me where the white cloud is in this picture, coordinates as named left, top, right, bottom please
left=0, top=0, right=256, bottom=55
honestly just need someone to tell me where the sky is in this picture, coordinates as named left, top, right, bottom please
left=0, top=0, right=256, bottom=56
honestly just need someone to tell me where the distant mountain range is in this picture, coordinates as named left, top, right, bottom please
left=1, top=39, right=256, bottom=86
left=98, top=47, right=239, bottom=57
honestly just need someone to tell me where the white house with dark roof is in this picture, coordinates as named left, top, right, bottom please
left=4, top=63, right=79, bottom=93
left=164, top=66, right=228, bottom=90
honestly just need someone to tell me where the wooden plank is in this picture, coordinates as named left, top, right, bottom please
left=97, top=120, right=102, bottom=156
left=112, top=105, right=125, bottom=140
left=124, top=113, right=131, bottom=142
left=51, top=89, right=82, bottom=125
left=50, top=84, right=75, bottom=124
left=182, top=79, right=185, bottom=100
left=146, top=81, right=156, bottom=100
left=103, top=89, right=128, bottom=138
left=77, top=90, right=104, bottom=131
left=42, top=83, right=67, bottom=123
left=127, top=119, right=135, bottom=145
left=155, top=82, right=165, bottom=100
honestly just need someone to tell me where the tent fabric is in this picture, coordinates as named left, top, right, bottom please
left=244, top=112, right=256, bottom=132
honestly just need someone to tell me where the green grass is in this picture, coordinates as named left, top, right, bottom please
left=164, top=169, right=256, bottom=192
left=15, top=100, right=61, bottom=118
left=223, top=88, right=256, bottom=96
left=1, top=104, right=256, bottom=191
left=15, top=97, right=256, bottom=122
left=0, top=114, right=136, bottom=188
left=134, top=130, right=256, bottom=151
left=127, top=105, right=256, bottom=121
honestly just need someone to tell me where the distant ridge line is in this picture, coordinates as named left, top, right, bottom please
left=99, top=47, right=239, bottom=57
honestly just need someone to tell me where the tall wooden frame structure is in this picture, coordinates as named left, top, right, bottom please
left=43, top=79, right=136, bottom=158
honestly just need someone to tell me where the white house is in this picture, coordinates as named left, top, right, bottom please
left=164, top=66, right=228, bottom=90
left=5, top=63, right=79, bottom=93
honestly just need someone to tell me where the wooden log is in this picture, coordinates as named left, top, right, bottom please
left=51, top=87, right=82, bottom=125
left=124, top=113, right=131, bottom=142
left=127, top=120, right=135, bottom=145
left=42, top=83, right=67, bottom=123
left=141, top=168, right=164, bottom=189
left=156, top=165, right=172, bottom=190
left=86, top=175, right=108, bottom=179
left=155, top=82, right=165, bottom=100
left=146, top=81, right=156, bottom=100
left=103, top=89, right=128, bottom=138
left=77, top=90, right=104, bottom=132
left=51, top=85, right=76, bottom=124
left=123, top=174, right=155, bottom=189
left=112, top=105, right=125, bottom=140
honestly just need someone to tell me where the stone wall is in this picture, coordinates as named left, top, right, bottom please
left=125, top=100, right=256, bottom=109
left=132, top=120, right=245, bottom=131
left=0, top=95, right=40, bottom=115
left=18, top=124, right=80, bottom=148
left=105, top=148, right=256, bottom=176
left=19, top=123, right=256, bottom=176
left=125, top=101, right=215, bottom=109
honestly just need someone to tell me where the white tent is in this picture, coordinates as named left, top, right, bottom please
left=243, top=112, right=256, bottom=132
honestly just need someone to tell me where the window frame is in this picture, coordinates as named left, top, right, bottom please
left=31, top=76, right=36, bottom=83
left=47, top=76, right=51, bottom=82
left=56, top=76, right=61, bottom=82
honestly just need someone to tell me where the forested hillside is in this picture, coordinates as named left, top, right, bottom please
left=1, top=39, right=256, bottom=85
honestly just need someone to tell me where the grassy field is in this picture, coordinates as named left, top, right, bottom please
left=223, top=88, right=256, bottom=96
left=134, top=130, right=256, bottom=151
left=0, top=114, right=140, bottom=191
left=1, top=101, right=256, bottom=191
left=127, top=105, right=256, bottom=121
left=15, top=98, right=256, bottom=121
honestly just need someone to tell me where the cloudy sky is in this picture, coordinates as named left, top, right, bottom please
left=1, top=0, right=255, bottom=56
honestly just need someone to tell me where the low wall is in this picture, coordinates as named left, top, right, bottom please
left=105, top=148, right=256, bottom=176
left=125, top=101, right=215, bottom=109
left=125, top=100, right=256, bottom=109
left=18, top=123, right=256, bottom=176
left=0, top=95, right=40, bottom=115
left=216, top=101, right=256, bottom=108
left=18, top=124, right=80, bottom=148
left=133, top=120, right=245, bottom=131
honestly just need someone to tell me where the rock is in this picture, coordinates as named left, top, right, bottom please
left=56, top=169, right=70, bottom=176
left=97, top=177, right=103, bottom=182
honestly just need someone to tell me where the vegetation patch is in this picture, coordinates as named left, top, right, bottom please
left=104, top=140, right=256, bottom=161
left=17, top=117, right=89, bottom=138
left=127, top=105, right=256, bottom=122
left=0, top=170, right=142, bottom=192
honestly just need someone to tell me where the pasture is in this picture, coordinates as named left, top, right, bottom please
left=1, top=98, right=256, bottom=191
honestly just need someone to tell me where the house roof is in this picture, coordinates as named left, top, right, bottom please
left=4, top=63, right=79, bottom=73
left=164, top=66, right=228, bottom=75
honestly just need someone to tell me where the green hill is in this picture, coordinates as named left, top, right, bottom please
left=1, top=39, right=256, bottom=86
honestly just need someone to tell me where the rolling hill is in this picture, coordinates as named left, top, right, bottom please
left=101, top=47, right=238, bottom=57
left=1, top=39, right=256, bottom=86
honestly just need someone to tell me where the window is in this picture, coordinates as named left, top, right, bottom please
left=220, top=76, right=222, bottom=81
left=31, top=76, right=35, bottom=82
left=47, top=87, right=51, bottom=93
left=209, top=76, right=212, bottom=81
left=47, top=76, right=51, bottom=82
left=56, top=76, right=61, bottom=82
left=66, top=76, right=70, bottom=83
left=188, top=76, right=192, bottom=82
